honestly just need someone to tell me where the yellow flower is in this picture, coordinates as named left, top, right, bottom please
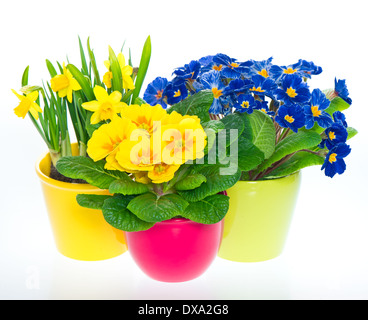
left=133, top=171, right=152, bottom=184
left=82, top=86, right=127, bottom=124
left=50, top=63, right=81, bottom=103
left=12, top=89, right=42, bottom=120
left=87, top=115, right=137, bottom=162
left=103, top=53, right=135, bottom=91
left=148, top=163, right=181, bottom=184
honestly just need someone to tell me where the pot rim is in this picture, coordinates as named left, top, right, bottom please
left=35, top=150, right=107, bottom=192
left=238, top=171, right=300, bottom=184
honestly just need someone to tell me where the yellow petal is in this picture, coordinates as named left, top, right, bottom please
left=71, top=78, right=82, bottom=91
left=82, top=100, right=100, bottom=112
left=90, top=111, right=102, bottom=125
left=27, top=90, right=39, bottom=102
left=93, top=85, right=109, bottom=101
left=12, top=89, right=24, bottom=101
left=14, top=100, right=30, bottom=118
left=67, top=88, right=73, bottom=103
left=104, top=60, right=110, bottom=70
left=109, top=91, right=123, bottom=104
left=117, top=53, right=126, bottom=68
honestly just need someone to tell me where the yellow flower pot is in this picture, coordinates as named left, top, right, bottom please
left=35, top=145, right=127, bottom=261
left=218, top=172, right=301, bottom=262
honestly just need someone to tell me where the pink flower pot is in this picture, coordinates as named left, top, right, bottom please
left=126, top=218, right=224, bottom=282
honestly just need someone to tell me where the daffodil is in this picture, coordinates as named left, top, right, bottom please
left=103, top=53, right=135, bottom=91
left=82, top=86, right=127, bottom=124
left=12, top=89, right=42, bottom=120
left=50, top=63, right=81, bottom=103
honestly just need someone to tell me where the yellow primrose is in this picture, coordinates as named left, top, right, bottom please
left=133, top=171, right=152, bottom=185
left=12, top=89, right=42, bottom=120
left=50, top=63, right=81, bottom=103
left=148, top=163, right=181, bottom=184
left=87, top=115, right=138, bottom=162
left=120, top=103, right=168, bottom=135
left=103, top=53, right=135, bottom=91
left=82, top=86, right=127, bottom=124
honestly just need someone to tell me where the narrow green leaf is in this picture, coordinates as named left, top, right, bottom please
left=56, top=156, right=129, bottom=189
left=87, top=37, right=102, bottom=86
left=76, top=194, right=112, bottom=210
left=127, top=193, right=189, bottom=223
left=78, top=36, right=89, bottom=76
left=66, top=64, right=95, bottom=101
left=21, top=66, right=29, bottom=86
left=46, top=60, right=58, bottom=78
left=182, top=194, right=229, bottom=224
left=132, top=35, right=152, bottom=102
left=108, top=46, right=123, bottom=92
left=102, top=195, right=154, bottom=231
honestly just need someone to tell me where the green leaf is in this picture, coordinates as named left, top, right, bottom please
left=178, top=165, right=241, bottom=202
left=21, top=66, right=29, bottom=86
left=132, top=35, right=151, bottom=103
left=56, top=156, right=129, bottom=189
left=102, top=195, right=154, bottom=231
left=237, top=135, right=265, bottom=172
left=257, top=131, right=322, bottom=173
left=220, top=113, right=245, bottom=147
left=67, top=64, right=95, bottom=101
left=108, top=46, right=123, bottom=92
left=240, top=110, right=276, bottom=159
left=202, top=120, right=225, bottom=154
left=175, top=173, right=207, bottom=191
left=168, top=90, right=213, bottom=123
left=324, top=89, right=351, bottom=115
left=109, top=176, right=150, bottom=195
left=127, top=193, right=189, bottom=223
left=264, top=151, right=325, bottom=179
left=46, top=60, right=57, bottom=78
left=78, top=36, right=89, bottom=76
left=347, top=127, right=358, bottom=140
left=76, top=194, right=112, bottom=210
left=85, top=112, right=103, bottom=137
left=182, top=194, right=229, bottom=224
left=87, top=37, right=102, bottom=86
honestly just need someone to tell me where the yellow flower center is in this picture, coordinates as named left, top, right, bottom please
left=99, top=102, right=114, bottom=121
left=212, top=87, right=223, bottom=99
left=284, top=115, right=295, bottom=123
left=154, top=164, right=167, bottom=173
left=250, top=86, right=265, bottom=93
left=311, top=106, right=321, bottom=117
left=212, top=64, right=222, bottom=71
left=284, top=67, right=297, bottom=74
left=261, top=108, right=267, bottom=114
left=241, top=101, right=250, bottom=108
left=174, top=90, right=181, bottom=98
left=286, top=87, right=298, bottom=98
left=329, top=131, right=336, bottom=140
left=230, top=62, right=239, bottom=68
left=329, top=153, right=337, bottom=163
left=258, top=69, right=269, bottom=78
left=155, top=90, right=163, bottom=99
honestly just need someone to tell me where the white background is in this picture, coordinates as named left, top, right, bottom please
left=0, top=0, right=367, bottom=300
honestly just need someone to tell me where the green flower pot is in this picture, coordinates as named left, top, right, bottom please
left=218, top=172, right=301, bottom=262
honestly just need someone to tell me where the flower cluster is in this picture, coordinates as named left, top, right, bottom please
left=143, top=54, right=354, bottom=178
left=86, top=103, right=207, bottom=184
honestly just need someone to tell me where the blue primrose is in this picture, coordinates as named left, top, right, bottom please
left=223, top=78, right=253, bottom=96
left=269, top=59, right=307, bottom=82
left=164, top=82, right=188, bottom=105
left=254, top=100, right=275, bottom=116
left=143, top=77, right=169, bottom=108
left=275, top=74, right=311, bottom=105
left=200, top=70, right=226, bottom=114
left=212, top=53, right=250, bottom=79
left=275, top=104, right=305, bottom=133
left=321, top=143, right=351, bottom=178
left=298, top=60, right=323, bottom=78
left=304, top=88, right=333, bottom=129
left=172, top=60, right=201, bottom=83
left=334, top=78, right=352, bottom=104
left=320, top=122, right=348, bottom=150
left=234, top=94, right=256, bottom=114
left=249, top=57, right=273, bottom=78
left=249, top=75, right=278, bottom=99
left=333, top=111, right=348, bottom=128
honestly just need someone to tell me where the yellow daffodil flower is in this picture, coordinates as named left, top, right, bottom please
left=103, top=53, right=135, bottom=91
left=50, top=63, right=81, bottom=103
left=82, top=86, right=127, bottom=124
left=12, top=89, right=42, bottom=120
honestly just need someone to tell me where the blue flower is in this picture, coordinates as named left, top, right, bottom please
left=200, top=70, right=225, bottom=114
left=143, top=77, right=168, bottom=108
left=249, top=75, right=277, bottom=99
left=333, top=111, right=348, bottom=128
left=254, top=100, right=275, bottom=116
left=334, top=78, right=352, bottom=104
left=249, top=57, right=273, bottom=78
left=269, top=60, right=306, bottom=82
left=223, top=78, right=253, bottom=96
left=321, top=143, right=351, bottom=178
left=164, top=82, right=188, bottom=105
left=212, top=53, right=250, bottom=79
left=172, top=60, right=201, bottom=83
left=275, top=74, right=311, bottom=105
left=304, top=89, right=333, bottom=129
left=298, top=60, right=323, bottom=78
left=320, top=122, right=348, bottom=150
left=275, top=104, right=305, bottom=133
left=234, top=94, right=256, bottom=114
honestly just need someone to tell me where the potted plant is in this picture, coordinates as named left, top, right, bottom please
left=56, top=88, right=240, bottom=282
left=141, top=54, right=357, bottom=262
left=12, top=36, right=152, bottom=261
